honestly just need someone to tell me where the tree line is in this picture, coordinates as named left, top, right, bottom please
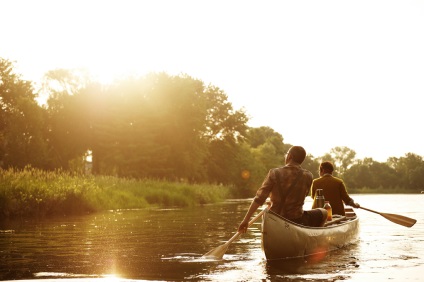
left=1, top=58, right=423, bottom=196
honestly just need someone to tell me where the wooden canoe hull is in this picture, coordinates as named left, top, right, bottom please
left=261, top=209, right=359, bottom=260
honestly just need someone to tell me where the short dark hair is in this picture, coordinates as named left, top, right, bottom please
left=320, top=161, right=334, bottom=173
left=289, top=146, right=306, bottom=164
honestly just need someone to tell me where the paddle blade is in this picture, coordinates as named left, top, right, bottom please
left=360, top=206, right=417, bottom=228
left=202, top=232, right=242, bottom=259
left=202, top=209, right=266, bottom=259
left=381, top=212, right=417, bottom=228
left=202, top=242, right=230, bottom=259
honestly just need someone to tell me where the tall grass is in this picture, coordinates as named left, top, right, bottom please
left=0, top=167, right=230, bottom=218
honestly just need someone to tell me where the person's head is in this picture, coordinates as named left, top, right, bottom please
left=286, top=146, right=307, bottom=164
left=320, top=161, right=334, bottom=175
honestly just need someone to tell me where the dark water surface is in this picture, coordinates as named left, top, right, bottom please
left=1, top=194, right=423, bottom=281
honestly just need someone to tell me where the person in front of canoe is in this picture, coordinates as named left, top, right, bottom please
left=238, top=146, right=328, bottom=233
left=310, top=161, right=360, bottom=216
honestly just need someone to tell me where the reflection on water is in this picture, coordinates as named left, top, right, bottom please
left=0, top=195, right=423, bottom=281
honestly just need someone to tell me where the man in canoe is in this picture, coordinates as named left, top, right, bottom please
left=310, top=161, right=360, bottom=216
left=238, top=146, right=327, bottom=233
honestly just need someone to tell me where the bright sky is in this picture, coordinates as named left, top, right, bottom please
left=2, top=0, right=424, bottom=162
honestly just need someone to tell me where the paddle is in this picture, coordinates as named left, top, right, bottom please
left=360, top=206, right=417, bottom=228
left=202, top=209, right=266, bottom=259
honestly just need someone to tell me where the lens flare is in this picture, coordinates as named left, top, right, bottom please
left=241, top=170, right=250, bottom=179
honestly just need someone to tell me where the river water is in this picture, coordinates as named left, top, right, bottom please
left=0, top=194, right=423, bottom=281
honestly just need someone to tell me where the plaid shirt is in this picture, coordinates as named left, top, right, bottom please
left=253, top=164, right=313, bottom=220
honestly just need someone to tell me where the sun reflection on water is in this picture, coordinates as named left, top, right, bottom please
left=32, top=272, right=161, bottom=282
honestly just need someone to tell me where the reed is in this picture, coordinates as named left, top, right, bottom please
left=0, top=167, right=230, bottom=218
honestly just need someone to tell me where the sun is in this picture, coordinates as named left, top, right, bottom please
left=89, top=58, right=156, bottom=86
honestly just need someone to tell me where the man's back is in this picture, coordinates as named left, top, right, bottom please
left=255, top=164, right=312, bottom=220
left=311, top=174, right=353, bottom=216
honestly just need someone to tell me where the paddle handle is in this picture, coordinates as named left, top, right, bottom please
left=226, top=209, right=266, bottom=245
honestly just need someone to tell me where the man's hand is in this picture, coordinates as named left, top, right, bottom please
left=351, top=202, right=360, bottom=208
left=238, top=220, right=249, bottom=233
left=238, top=200, right=261, bottom=233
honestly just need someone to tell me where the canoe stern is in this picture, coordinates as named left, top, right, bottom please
left=261, top=209, right=359, bottom=260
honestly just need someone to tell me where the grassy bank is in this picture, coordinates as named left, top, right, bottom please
left=0, top=167, right=231, bottom=218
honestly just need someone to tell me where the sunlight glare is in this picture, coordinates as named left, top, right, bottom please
left=85, top=57, right=145, bottom=86
left=102, top=274, right=121, bottom=281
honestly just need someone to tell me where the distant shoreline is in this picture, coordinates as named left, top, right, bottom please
left=349, top=188, right=420, bottom=194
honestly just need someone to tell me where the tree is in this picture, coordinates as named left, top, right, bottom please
left=367, top=159, right=400, bottom=189
left=44, top=69, right=97, bottom=169
left=43, top=71, right=250, bottom=183
left=115, top=74, right=226, bottom=181
left=232, top=142, right=265, bottom=197
left=344, top=158, right=400, bottom=190
left=247, top=127, right=285, bottom=152
left=206, top=137, right=242, bottom=185
left=391, top=153, right=424, bottom=189
left=329, top=146, right=356, bottom=176
left=246, top=126, right=286, bottom=169
left=343, top=162, right=374, bottom=189
left=0, top=58, right=48, bottom=168
left=301, top=154, right=320, bottom=179
left=409, top=165, right=424, bottom=191
left=203, top=85, right=249, bottom=143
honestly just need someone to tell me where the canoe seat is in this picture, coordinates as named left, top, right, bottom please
left=344, top=207, right=357, bottom=219
left=324, top=216, right=347, bottom=226
left=345, top=212, right=357, bottom=219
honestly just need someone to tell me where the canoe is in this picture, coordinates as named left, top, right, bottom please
left=261, top=207, right=359, bottom=260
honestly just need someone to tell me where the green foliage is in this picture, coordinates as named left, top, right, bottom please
left=329, top=146, right=356, bottom=176
left=388, top=153, right=424, bottom=190
left=0, top=167, right=230, bottom=218
left=343, top=155, right=424, bottom=192
left=0, top=58, right=49, bottom=168
left=247, top=126, right=286, bottom=155
left=42, top=71, right=249, bottom=183
left=1, top=57, right=424, bottom=196
left=224, top=126, right=290, bottom=197
left=0, top=166, right=96, bottom=217
left=301, top=154, right=320, bottom=179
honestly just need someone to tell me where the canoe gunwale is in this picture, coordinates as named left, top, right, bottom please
left=266, top=208, right=358, bottom=229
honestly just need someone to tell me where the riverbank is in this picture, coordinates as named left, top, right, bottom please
left=0, top=167, right=231, bottom=218
left=1, top=167, right=419, bottom=219
left=349, top=187, right=418, bottom=194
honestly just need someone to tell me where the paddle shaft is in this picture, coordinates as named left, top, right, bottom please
left=360, top=206, right=381, bottom=215
left=226, top=208, right=266, bottom=245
